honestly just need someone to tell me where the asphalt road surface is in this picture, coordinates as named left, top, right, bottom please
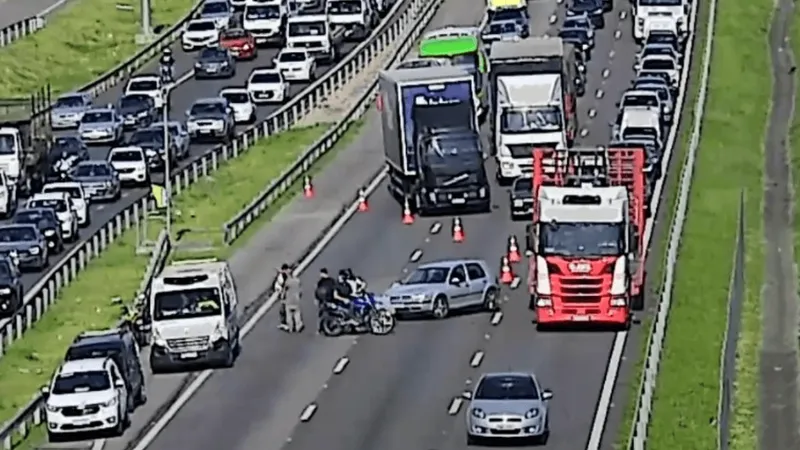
left=124, top=2, right=646, bottom=450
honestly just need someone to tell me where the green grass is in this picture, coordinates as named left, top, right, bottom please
left=0, top=0, right=196, bottom=99
left=0, top=119, right=373, bottom=448
left=644, top=0, right=770, bottom=446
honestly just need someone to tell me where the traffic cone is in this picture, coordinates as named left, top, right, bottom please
left=508, top=235, right=521, bottom=263
left=402, top=198, right=414, bottom=225
left=303, top=176, right=314, bottom=199
left=452, top=217, right=465, bottom=243
left=357, top=188, right=369, bottom=212
left=500, top=256, right=514, bottom=284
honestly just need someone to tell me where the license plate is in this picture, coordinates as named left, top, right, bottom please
left=451, top=198, right=466, bottom=204
left=180, top=351, right=198, bottom=359
left=572, top=315, right=590, bottom=322
left=74, top=418, right=91, bottom=425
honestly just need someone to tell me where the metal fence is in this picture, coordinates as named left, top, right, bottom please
left=0, top=16, right=46, bottom=47
left=626, top=0, right=720, bottom=445
left=0, top=0, right=434, bottom=445
left=717, top=194, right=745, bottom=450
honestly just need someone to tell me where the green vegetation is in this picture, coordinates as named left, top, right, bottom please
left=0, top=0, right=196, bottom=98
left=0, top=120, right=379, bottom=447
left=644, top=0, right=770, bottom=446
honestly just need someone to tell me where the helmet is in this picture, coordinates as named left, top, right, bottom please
left=338, top=269, right=349, bottom=280
left=163, top=48, right=172, bottom=56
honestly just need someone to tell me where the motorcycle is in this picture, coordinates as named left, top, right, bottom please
left=52, top=155, right=76, bottom=181
left=320, top=292, right=396, bottom=337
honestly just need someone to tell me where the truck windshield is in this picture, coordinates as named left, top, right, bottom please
left=501, top=106, right=562, bottom=133
left=288, top=21, right=326, bottom=37
left=52, top=371, right=110, bottom=394
left=0, top=135, right=16, bottom=156
left=328, top=0, right=362, bottom=14
left=424, top=136, right=481, bottom=169
left=245, top=5, right=281, bottom=19
left=539, top=222, right=624, bottom=257
left=153, top=288, right=222, bottom=321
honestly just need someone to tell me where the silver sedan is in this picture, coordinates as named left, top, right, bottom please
left=465, top=372, right=552, bottom=445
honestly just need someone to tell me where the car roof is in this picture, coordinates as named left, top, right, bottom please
left=479, top=371, right=536, bottom=381
left=59, top=357, right=110, bottom=374
left=418, top=259, right=485, bottom=269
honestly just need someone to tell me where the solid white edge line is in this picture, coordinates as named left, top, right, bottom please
left=470, top=351, right=485, bottom=368
left=448, top=397, right=463, bottom=415
left=299, top=403, right=318, bottom=422
left=333, top=357, right=350, bottom=374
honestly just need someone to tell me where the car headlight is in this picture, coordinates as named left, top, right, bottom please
left=146, top=149, right=157, bottom=157
left=137, top=110, right=149, bottom=117
left=582, top=43, right=589, bottom=50
left=0, top=288, right=11, bottom=294
left=152, top=328, right=167, bottom=347
left=410, top=293, right=428, bottom=302
left=593, top=8, right=603, bottom=14
left=210, top=322, right=226, bottom=342
left=479, top=187, right=486, bottom=198
left=44, top=229, right=55, bottom=236
left=29, top=247, right=40, bottom=255
left=101, top=397, right=118, bottom=407
left=105, top=180, right=113, bottom=187
left=45, top=403, right=60, bottom=413
left=566, top=9, right=576, bottom=15
left=195, top=62, right=203, bottom=69
left=525, top=408, right=540, bottom=419
left=513, top=199, right=523, bottom=206
left=471, top=408, right=486, bottom=419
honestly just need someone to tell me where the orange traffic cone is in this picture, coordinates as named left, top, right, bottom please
left=452, top=217, right=465, bottom=242
left=357, top=188, right=369, bottom=212
left=508, top=235, right=521, bottom=263
left=402, top=198, right=414, bottom=225
left=500, top=256, right=514, bottom=284
left=303, top=176, right=314, bottom=199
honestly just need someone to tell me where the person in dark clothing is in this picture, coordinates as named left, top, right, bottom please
left=274, top=263, right=291, bottom=331
left=315, top=268, right=336, bottom=332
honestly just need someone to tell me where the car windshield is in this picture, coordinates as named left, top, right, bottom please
left=559, top=28, right=588, bottom=41
left=221, top=91, right=249, bottom=104
left=72, top=164, right=111, bottom=177
left=0, top=226, right=36, bottom=242
left=52, top=370, right=111, bottom=395
left=200, top=47, right=227, bottom=60
left=637, top=84, right=669, bottom=101
left=622, top=126, right=658, bottom=140
left=513, top=177, right=533, bottom=194
left=397, top=58, right=445, bottom=69
left=120, top=95, right=148, bottom=109
left=403, top=267, right=448, bottom=284
left=66, top=343, right=122, bottom=361
left=53, top=137, right=83, bottom=152
left=44, top=186, right=83, bottom=199
left=201, top=1, right=228, bottom=14
left=110, top=150, right=143, bottom=162
left=642, top=58, right=674, bottom=70
left=570, top=0, right=597, bottom=10
left=251, top=72, right=281, bottom=83
left=476, top=375, right=539, bottom=400
left=29, top=199, right=67, bottom=212
left=539, top=222, right=624, bottom=257
left=622, top=93, right=659, bottom=108
left=488, top=8, right=525, bottom=21
left=188, top=20, right=216, bottom=31
left=168, top=124, right=184, bottom=137
left=190, top=102, right=225, bottom=115
left=328, top=0, right=362, bottom=14
left=81, top=111, right=112, bottom=123
left=288, top=21, right=326, bottom=37
left=423, top=137, right=482, bottom=170
left=55, top=95, right=85, bottom=108
left=487, top=20, right=518, bottom=35
left=0, top=135, right=15, bottom=156
left=245, top=4, right=281, bottom=19
left=501, top=106, right=562, bottom=133
left=279, top=51, right=307, bottom=62
left=130, top=129, right=163, bottom=144
left=221, top=29, right=247, bottom=39
left=647, top=33, right=677, bottom=46
left=15, top=210, right=55, bottom=225
left=153, top=288, right=222, bottom=321
left=128, top=79, right=158, bottom=92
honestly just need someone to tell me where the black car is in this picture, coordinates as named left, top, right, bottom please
left=65, top=327, right=147, bottom=407
left=118, top=94, right=157, bottom=130
left=13, top=207, right=64, bottom=254
left=48, top=136, right=90, bottom=182
left=559, top=28, right=594, bottom=56
left=0, top=256, right=23, bottom=319
left=194, top=46, right=236, bottom=80
left=509, top=176, right=534, bottom=220
left=566, top=0, right=605, bottom=28
left=127, top=126, right=177, bottom=171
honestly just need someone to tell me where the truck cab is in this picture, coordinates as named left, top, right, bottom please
left=0, top=122, right=49, bottom=197
left=326, top=0, right=377, bottom=41
left=242, top=0, right=287, bottom=46
left=634, top=1, right=688, bottom=41
left=149, top=258, right=241, bottom=372
left=285, top=14, right=338, bottom=63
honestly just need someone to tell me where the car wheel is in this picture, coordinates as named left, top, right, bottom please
left=113, top=408, right=125, bottom=436
left=482, top=287, right=498, bottom=311
left=431, top=295, right=449, bottom=319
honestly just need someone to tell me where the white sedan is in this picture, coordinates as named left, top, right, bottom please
left=247, top=68, right=289, bottom=104
left=274, top=49, right=316, bottom=82
left=219, top=87, right=256, bottom=124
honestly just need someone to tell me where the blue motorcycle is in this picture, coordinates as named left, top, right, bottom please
left=320, top=292, right=396, bottom=337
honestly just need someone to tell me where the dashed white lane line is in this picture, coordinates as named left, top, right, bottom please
left=332, top=357, right=349, bottom=374
left=602, top=68, right=610, bottom=78
left=509, top=277, right=521, bottom=290
left=614, top=29, right=622, bottom=39
left=299, top=403, right=318, bottom=422
left=448, top=397, right=464, bottom=415
left=430, top=222, right=442, bottom=234
left=470, top=351, right=485, bottom=368
left=589, top=108, right=597, bottom=118
left=580, top=128, right=589, bottom=137
left=549, top=14, right=557, bottom=24
left=619, top=10, right=627, bottom=20
left=410, top=249, right=423, bottom=262
left=609, top=50, right=615, bottom=59
left=490, top=311, right=503, bottom=326
left=595, top=89, right=604, bottom=99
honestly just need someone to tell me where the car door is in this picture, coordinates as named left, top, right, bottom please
left=447, top=264, right=471, bottom=309
left=465, top=263, right=489, bottom=306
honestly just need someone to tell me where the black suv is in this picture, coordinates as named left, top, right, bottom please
left=65, top=327, right=147, bottom=407
left=0, top=256, right=23, bottom=319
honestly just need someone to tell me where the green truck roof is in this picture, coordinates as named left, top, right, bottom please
left=419, top=36, right=479, bottom=57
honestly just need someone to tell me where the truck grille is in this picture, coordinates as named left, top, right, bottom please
left=62, top=404, right=101, bottom=416
left=167, top=336, right=210, bottom=352
left=552, top=276, right=605, bottom=303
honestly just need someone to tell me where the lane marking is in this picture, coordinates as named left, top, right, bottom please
left=549, top=14, right=557, bottom=24
left=602, top=69, right=610, bottom=79
left=614, top=29, right=622, bottom=39
left=595, top=89, right=604, bottom=99
left=332, top=357, right=349, bottom=374
left=609, top=50, right=615, bottom=59
left=580, top=128, right=589, bottom=137
left=490, top=311, right=503, bottom=326
left=509, top=277, right=521, bottom=290
left=619, top=10, right=627, bottom=20
left=430, top=222, right=442, bottom=234
left=589, top=108, right=597, bottom=118
left=299, top=403, right=318, bottom=422
left=470, top=351, right=484, bottom=368
left=448, top=397, right=463, bottom=415
left=410, top=249, right=423, bottom=262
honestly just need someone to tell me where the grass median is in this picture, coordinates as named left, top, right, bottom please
left=0, top=0, right=195, bottom=98
left=0, top=122, right=380, bottom=447
left=643, top=0, right=770, bottom=447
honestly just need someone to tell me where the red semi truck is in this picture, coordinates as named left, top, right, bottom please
left=525, top=146, right=646, bottom=329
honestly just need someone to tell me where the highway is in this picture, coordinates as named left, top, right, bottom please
left=11, top=8, right=367, bottom=295
left=123, top=1, right=645, bottom=450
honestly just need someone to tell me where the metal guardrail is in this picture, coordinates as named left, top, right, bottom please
left=0, top=16, right=46, bottom=47
left=627, top=0, right=720, bottom=445
left=717, top=193, right=745, bottom=450
left=0, top=0, right=429, bottom=445
left=222, top=0, right=442, bottom=242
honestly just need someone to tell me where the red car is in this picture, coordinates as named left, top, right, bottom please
left=219, top=28, right=257, bottom=60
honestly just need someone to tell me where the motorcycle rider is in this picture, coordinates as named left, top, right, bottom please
left=159, top=48, right=175, bottom=83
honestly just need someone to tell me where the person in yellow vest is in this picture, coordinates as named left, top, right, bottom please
left=150, top=183, right=168, bottom=210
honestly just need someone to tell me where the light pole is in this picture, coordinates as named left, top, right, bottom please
left=162, top=87, right=172, bottom=239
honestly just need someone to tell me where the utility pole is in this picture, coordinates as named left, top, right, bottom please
left=135, top=0, right=154, bottom=44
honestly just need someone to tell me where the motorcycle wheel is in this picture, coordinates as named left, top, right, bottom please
left=368, top=310, right=395, bottom=335
left=321, top=315, right=345, bottom=337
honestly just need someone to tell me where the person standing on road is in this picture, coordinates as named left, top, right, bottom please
left=283, top=271, right=304, bottom=333
left=314, top=268, right=336, bottom=332
left=274, top=264, right=291, bottom=331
